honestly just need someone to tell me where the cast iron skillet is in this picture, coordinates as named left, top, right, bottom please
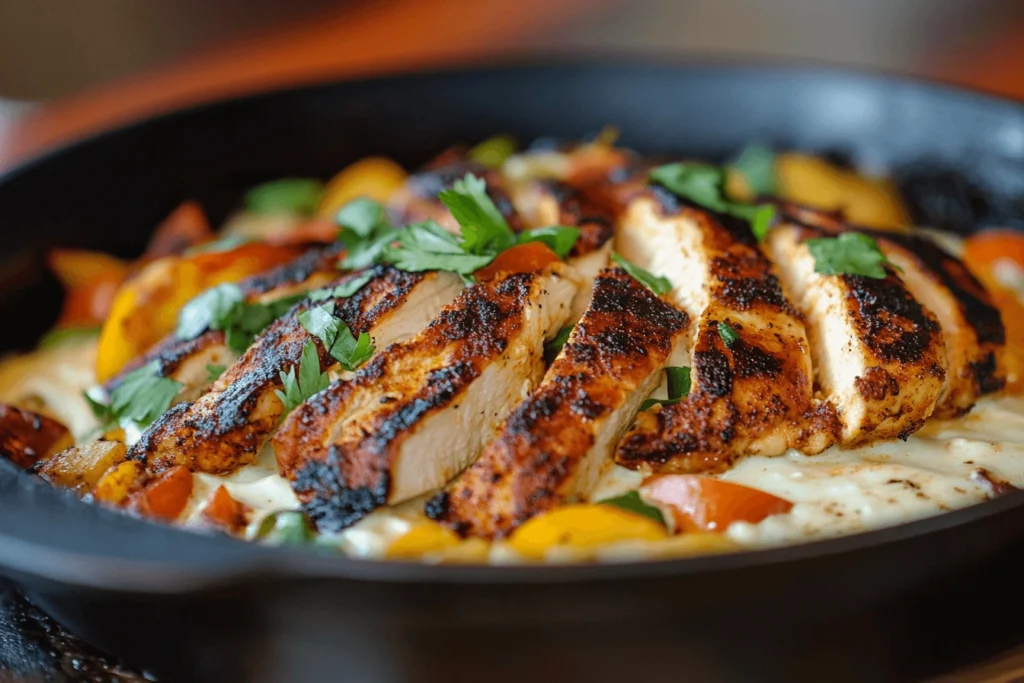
left=2, top=60, right=1024, bottom=682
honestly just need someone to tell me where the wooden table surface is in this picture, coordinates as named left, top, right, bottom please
left=3, top=2, right=1024, bottom=680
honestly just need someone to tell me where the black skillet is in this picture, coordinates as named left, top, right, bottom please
left=1, top=60, right=1024, bottom=683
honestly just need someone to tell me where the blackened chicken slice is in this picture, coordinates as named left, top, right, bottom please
left=105, top=244, right=344, bottom=402
left=439, top=268, right=688, bottom=539
left=614, top=194, right=827, bottom=473
left=778, top=202, right=1005, bottom=416
left=766, top=223, right=947, bottom=445
left=130, top=267, right=462, bottom=475
left=274, top=265, right=580, bottom=532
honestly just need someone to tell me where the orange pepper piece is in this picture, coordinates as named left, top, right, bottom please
left=641, top=475, right=793, bottom=533
left=474, top=242, right=560, bottom=281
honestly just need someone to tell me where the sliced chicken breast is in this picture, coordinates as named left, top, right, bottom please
left=777, top=202, right=1005, bottom=417
left=106, top=244, right=344, bottom=401
left=437, top=267, right=688, bottom=538
left=765, top=223, right=947, bottom=445
left=614, top=194, right=827, bottom=473
left=131, top=267, right=462, bottom=475
left=275, top=264, right=580, bottom=531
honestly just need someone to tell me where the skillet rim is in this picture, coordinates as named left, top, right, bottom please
left=1, top=56, right=1023, bottom=591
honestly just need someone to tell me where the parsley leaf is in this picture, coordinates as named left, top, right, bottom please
left=87, top=361, right=184, bottom=431
left=468, top=135, right=516, bottom=169
left=205, top=364, right=227, bottom=383
left=804, top=232, right=895, bottom=280
left=649, top=162, right=777, bottom=241
left=245, top=178, right=325, bottom=216
left=336, top=197, right=385, bottom=238
left=437, top=174, right=516, bottom=255
left=176, top=283, right=305, bottom=354
left=517, top=226, right=580, bottom=258
left=730, top=143, right=777, bottom=196
left=298, top=303, right=376, bottom=371
left=275, top=340, right=330, bottom=415
left=639, top=366, right=691, bottom=410
left=341, top=228, right=398, bottom=270
left=718, top=322, right=740, bottom=348
left=544, top=325, right=573, bottom=364
left=308, top=270, right=376, bottom=302
left=331, top=197, right=398, bottom=270
left=597, top=491, right=665, bottom=525
left=384, top=221, right=495, bottom=276
left=611, top=251, right=672, bottom=295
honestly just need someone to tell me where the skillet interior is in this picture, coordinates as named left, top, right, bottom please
left=2, top=60, right=1024, bottom=681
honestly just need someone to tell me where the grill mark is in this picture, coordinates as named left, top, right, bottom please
left=841, top=272, right=941, bottom=365
left=536, top=180, right=616, bottom=257
left=400, top=159, right=525, bottom=232
left=293, top=448, right=391, bottom=533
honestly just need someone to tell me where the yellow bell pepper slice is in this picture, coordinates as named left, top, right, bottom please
left=318, top=156, right=407, bottom=219
left=385, top=521, right=461, bottom=560
left=508, top=504, right=667, bottom=560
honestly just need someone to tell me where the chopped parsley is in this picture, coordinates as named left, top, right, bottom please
left=467, top=135, right=516, bottom=168
left=730, top=143, right=778, bottom=196
left=335, top=198, right=400, bottom=270
left=804, top=232, right=895, bottom=280
left=245, top=178, right=325, bottom=216
left=438, top=173, right=516, bottom=256
left=86, top=361, right=183, bottom=431
left=176, top=283, right=305, bottom=354
left=544, top=325, right=573, bottom=364
left=336, top=197, right=385, bottom=238
left=275, top=340, right=330, bottom=415
left=597, top=491, right=665, bottom=524
left=205, top=364, right=227, bottom=383
left=517, top=226, right=580, bottom=258
left=384, top=221, right=495, bottom=277
left=298, top=303, right=375, bottom=371
left=611, top=251, right=672, bottom=295
left=308, top=270, right=376, bottom=302
left=640, top=366, right=691, bottom=410
left=649, top=162, right=777, bottom=241
left=718, top=322, right=740, bottom=348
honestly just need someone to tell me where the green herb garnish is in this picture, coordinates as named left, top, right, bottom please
left=336, top=197, right=385, bottom=238
left=517, top=226, right=580, bottom=258
left=730, top=143, right=777, bottom=196
left=544, top=326, right=573, bottom=364
left=438, top=174, right=516, bottom=256
left=639, top=366, right=691, bottom=410
left=245, top=178, right=325, bottom=216
left=804, top=232, right=895, bottom=280
left=611, top=251, right=672, bottom=295
left=308, top=270, right=376, bottom=302
left=468, top=135, right=517, bottom=168
left=87, top=361, right=184, bottom=430
left=597, top=491, right=665, bottom=524
left=176, top=283, right=305, bottom=354
left=384, top=221, right=495, bottom=277
left=332, top=197, right=399, bottom=270
left=275, top=339, right=330, bottom=415
left=718, top=322, right=740, bottom=348
left=649, top=162, right=777, bottom=241
left=298, top=303, right=375, bottom=371
left=205, top=364, right=227, bottom=383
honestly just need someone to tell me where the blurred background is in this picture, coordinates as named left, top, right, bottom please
left=1, top=0, right=1023, bottom=167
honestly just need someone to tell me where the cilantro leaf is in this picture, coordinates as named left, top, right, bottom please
left=649, top=162, right=778, bottom=242
left=517, top=226, right=580, bottom=258
left=176, top=283, right=245, bottom=340
left=639, top=366, right=691, bottom=410
left=336, top=197, right=385, bottom=238
left=804, top=232, right=895, bottom=280
left=597, top=491, right=665, bottom=524
left=544, top=325, right=573, bottom=364
left=245, top=178, right=325, bottom=216
left=309, top=270, right=376, bottom=302
left=275, top=340, right=330, bottom=415
left=468, top=135, right=516, bottom=169
left=718, top=322, right=740, bottom=348
left=611, top=252, right=672, bottom=295
left=298, top=303, right=376, bottom=371
left=438, top=174, right=515, bottom=255
left=730, top=143, right=777, bottom=196
left=384, top=221, right=495, bottom=276
left=86, top=362, right=184, bottom=432
left=205, top=364, right=227, bottom=383
left=341, top=228, right=398, bottom=270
